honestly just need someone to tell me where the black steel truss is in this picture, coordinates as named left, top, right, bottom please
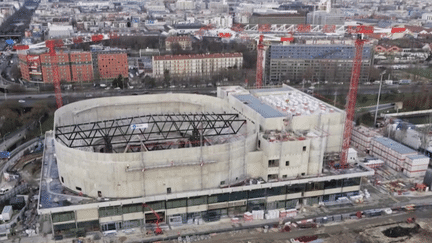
left=55, top=113, right=247, bottom=150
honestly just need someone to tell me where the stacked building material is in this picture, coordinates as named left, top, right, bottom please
left=286, top=209, right=297, bottom=218
left=265, top=210, right=280, bottom=219
left=371, top=137, right=429, bottom=178
left=364, top=159, right=384, bottom=169
left=404, top=155, right=429, bottom=178
left=243, top=212, right=253, bottom=221
left=279, top=210, right=287, bottom=218
left=351, top=125, right=382, bottom=153
left=252, top=210, right=264, bottom=220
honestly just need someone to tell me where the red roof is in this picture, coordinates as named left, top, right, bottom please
left=405, top=25, right=432, bottom=33
left=154, top=53, right=243, bottom=61
left=166, top=36, right=192, bottom=42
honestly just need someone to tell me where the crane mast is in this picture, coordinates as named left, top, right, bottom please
left=339, top=35, right=366, bottom=168
left=255, top=35, right=264, bottom=89
left=253, top=26, right=384, bottom=169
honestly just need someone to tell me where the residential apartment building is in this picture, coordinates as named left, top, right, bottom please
left=96, top=52, right=128, bottom=80
left=69, top=52, right=93, bottom=82
left=41, top=53, right=72, bottom=82
left=165, top=36, right=193, bottom=51
left=19, top=50, right=127, bottom=83
left=152, top=53, right=243, bottom=78
left=266, top=43, right=372, bottom=84
left=249, top=12, right=307, bottom=25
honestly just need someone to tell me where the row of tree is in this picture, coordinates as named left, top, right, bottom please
left=0, top=100, right=51, bottom=138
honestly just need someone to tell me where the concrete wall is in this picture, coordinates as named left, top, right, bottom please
left=289, top=112, right=344, bottom=153
left=54, top=94, right=258, bottom=198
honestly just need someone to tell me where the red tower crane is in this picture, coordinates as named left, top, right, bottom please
left=339, top=34, right=367, bottom=168
left=142, top=203, right=163, bottom=235
left=13, top=33, right=119, bottom=109
left=252, top=25, right=406, bottom=168
left=255, top=35, right=264, bottom=89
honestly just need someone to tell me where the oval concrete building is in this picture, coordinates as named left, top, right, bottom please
left=54, top=93, right=255, bottom=198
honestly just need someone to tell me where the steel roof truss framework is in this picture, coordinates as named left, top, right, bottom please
left=55, top=113, right=247, bottom=149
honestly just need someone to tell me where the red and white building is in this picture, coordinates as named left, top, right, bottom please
left=97, top=53, right=128, bottom=80
left=351, top=125, right=382, bottom=154
left=370, top=137, right=429, bottom=178
left=70, top=52, right=93, bottom=82
left=19, top=50, right=127, bottom=83
left=152, top=53, right=243, bottom=78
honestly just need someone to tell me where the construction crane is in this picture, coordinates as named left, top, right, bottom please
left=142, top=203, right=163, bottom=235
left=252, top=25, right=405, bottom=168
left=254, top=34, right=294, bottom=88
left=256, top=35, right=264, bottom=88
left=339, top=34, right=367, bottom=168
left=12, top=33, right=119, bottom=108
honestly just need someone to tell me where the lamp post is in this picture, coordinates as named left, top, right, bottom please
left=374, top=70, right=387, bottom=127
left=38, top=116, right=44, bottom=137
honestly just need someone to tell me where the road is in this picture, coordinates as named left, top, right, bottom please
left=200, top=210, right=429, bottom=243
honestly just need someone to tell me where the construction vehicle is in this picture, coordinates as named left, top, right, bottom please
left=12, top=33, right=119, bottom=109
left=142, top=203, right=163, bottom=235
left=407, top=217, right=416, bottom=223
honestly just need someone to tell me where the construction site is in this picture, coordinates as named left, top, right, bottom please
left=0, top=15, right=430, bottom=241
left=25, top=83, right=379, bottom=240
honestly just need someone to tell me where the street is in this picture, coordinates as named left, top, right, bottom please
left=197, top=210, right=431, bottom=243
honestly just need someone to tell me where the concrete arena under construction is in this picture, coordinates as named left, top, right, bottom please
left=41, top=85, right=374, bottom=235
left=54, top=92, right=252, bottom=198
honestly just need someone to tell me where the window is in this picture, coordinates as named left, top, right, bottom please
left=220, top=181, right=225, bottom=185
left=286, top=161, right=290, bottom=166
left=61, top=176, right=64, bottom=183
left=303, top=146, right=306, bottom=152
left=258, top=140, right=261, bottom=148
left=208, top=193, right=230, bottom=203
left=268, top=159, right=279, bottom=167
left=98, top=191, right=102, bottom=197
left=144, top=201, right=165, bottom=211
left=167, top=187, right=171, bottom=194
left=301, top=173, right=305, bottom=176
left=76, top=186, right=82, bottom=191
left=230, top=191, right=248, bottom=201
left=283, top=175, right=287, bottom=178
left=122, top=203, right=142, bottom=214
left=52, top=211, right=75, bottom=223
left=187, top=196, right=207, bottom=206
left=267, top=174, right=278, bottom=181
left=267, top=186, right=286, bottom=196
left=166, top=199, right=187, bottom=209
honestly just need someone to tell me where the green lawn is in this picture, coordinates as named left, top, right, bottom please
left=404, top=68, right=432, bottom=81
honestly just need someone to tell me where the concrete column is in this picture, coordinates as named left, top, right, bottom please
left=74, top=210, right=77, bottom=229
left=49, top=213, right=54, bottom=236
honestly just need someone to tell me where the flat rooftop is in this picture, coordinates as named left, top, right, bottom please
left=373, top=137, right=417, bottom=155
left=233, top=86, right=341, bottom=118
left=407, top=154, right=429, bottom=160
left=234, top=94, right=286, bottom=118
